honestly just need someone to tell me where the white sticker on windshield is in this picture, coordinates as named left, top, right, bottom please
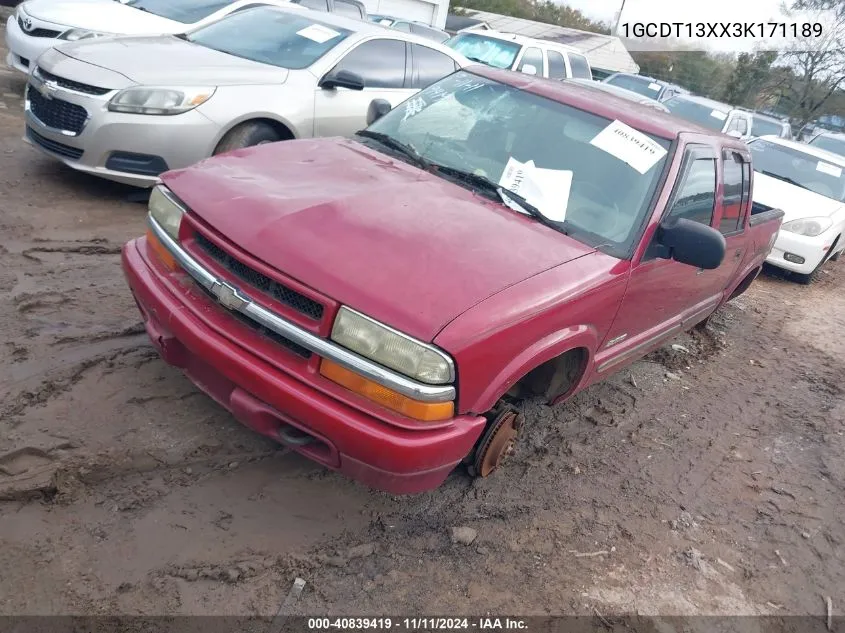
left=710, top=109, right=728, bottom=121
left=296, top=24, right=341, bottom=43
left=403, top=96, right=426, bottom=120
left=648, top=82, right=661, bottom=91
left=816, top=161, right=842, bottom=178
left=498, top=156, right=572, bottom=222
left=589, top=119, right=668, bottom=175
left=379, top=19, right=392, bottom=25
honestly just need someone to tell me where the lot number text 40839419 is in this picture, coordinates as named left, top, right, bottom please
left=307, top=618, right=528, bottom=630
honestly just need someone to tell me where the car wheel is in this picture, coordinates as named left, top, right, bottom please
left=213, top=121, right=284, bottom=155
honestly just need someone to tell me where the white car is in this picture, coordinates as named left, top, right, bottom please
left=5, top=0, right=299, bottom=74
left=747, top=135, right=845, bottom=282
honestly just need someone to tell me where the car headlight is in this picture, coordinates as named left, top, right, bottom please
left=148, top=185, right=184, bottom=240
left=108, top=86, right=216, bottom=115
left=331, top=307, right=454, bottom=384
left=59, top=28, right=108, bottom=41
left=781, top=217, right=832, bottom=237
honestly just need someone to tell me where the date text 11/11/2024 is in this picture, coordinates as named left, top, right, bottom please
left=307, top=618, right=528, bottom=630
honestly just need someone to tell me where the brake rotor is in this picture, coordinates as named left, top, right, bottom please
left=473, top=408, right=524, bottom=478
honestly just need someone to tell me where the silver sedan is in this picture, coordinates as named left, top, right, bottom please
left=23, top=5, right=469, bottom=187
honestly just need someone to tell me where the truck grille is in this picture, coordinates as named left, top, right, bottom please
left=35, top=67, right=112, bottom=96
left=27, top=89, right=88, bottom=135
left=18, top=17, right=61, bottom=38
left=194, top=232, right=325, bottom=321
left=196, top=285, right=312, bottom=359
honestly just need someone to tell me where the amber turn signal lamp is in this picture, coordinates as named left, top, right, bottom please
left=319, top=359, right=454, bottom=422
left=146, top=228, right=178, bottom=271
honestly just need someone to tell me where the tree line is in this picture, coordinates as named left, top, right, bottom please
left=453, top=0, right=845, bottom=129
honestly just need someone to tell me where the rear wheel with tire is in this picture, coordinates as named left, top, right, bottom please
left=213, top=121, right=285, bottom=155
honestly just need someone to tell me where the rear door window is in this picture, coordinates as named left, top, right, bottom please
left=546, top=50, right=568, bottom=80
left=411, top=43, right=458, bottom=89
left=567, top=52, right=591, bottom=79
left=719, top=151, right=745, bottom=234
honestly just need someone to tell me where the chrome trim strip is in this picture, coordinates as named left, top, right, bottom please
left=147, top=215, right=456, bottom=404
left=596, top=324, right=683, bottom=373
left=336, top=306, right=456, bottom=384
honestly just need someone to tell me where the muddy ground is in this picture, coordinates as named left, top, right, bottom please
left=1, top=40, right=843, bottom=623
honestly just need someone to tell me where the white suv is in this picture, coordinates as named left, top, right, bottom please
left=445, top=30, right=592, bottom=80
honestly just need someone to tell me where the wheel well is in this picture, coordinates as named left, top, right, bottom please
left=728, top=266, right=761, bottom=301
left=215, top=117, right=296, bottom=152
left=508, top=347, right=588, bottom=403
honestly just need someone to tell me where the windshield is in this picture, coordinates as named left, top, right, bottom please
left=748, top=138, right=845, bottom=201
left=187, top=7, right=350, bottom=69
left=446, top=33, right=521, bottom=69
left=751, top=117, right=785, bottom=138
left=605, top=74, right=663, bottom=98
left=663, top=97, right=728, bottom=131
left=810, top=134, right=845, bottom=158
left=125, top=0, right=232, bottom=24
left=365, top=71, right=672, bottom=256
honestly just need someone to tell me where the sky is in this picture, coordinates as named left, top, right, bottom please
left=560, top=0, right=810, bottom=53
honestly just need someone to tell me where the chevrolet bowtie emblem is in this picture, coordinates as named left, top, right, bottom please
left=211, top=281, right=248, bottom=311
left=38, top=80, right=57, bottom=100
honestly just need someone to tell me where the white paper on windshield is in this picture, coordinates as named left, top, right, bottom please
left=498, top=157, right=572, bottom=222
left=710, top=109, right=728, bottom=121
left=589, top=119, right=668, bottom=175
left=379, top=19, right=392, bottom=25
left=816, top=161, right=843, bottom=178
left=648, top=82, right=661, bottom=91
left=296, top=24, right=341, bottom=43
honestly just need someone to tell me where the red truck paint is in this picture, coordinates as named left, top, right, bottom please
left=122, top=67, right=783, bottom=493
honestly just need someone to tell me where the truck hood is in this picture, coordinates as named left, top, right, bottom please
left=753, top=172, right=845, bottom=222
left=25, top=0, right=180, bottom=33
left=163, top=139, right=596, bottom=342
left=55, top=36, right=289, bottom=86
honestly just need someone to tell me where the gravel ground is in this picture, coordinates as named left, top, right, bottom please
left=0, top=38, right=843, bottom=624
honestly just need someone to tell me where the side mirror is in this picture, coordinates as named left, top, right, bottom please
left=520, top=64, right=538, bottom=76
left=320, top=69, right=365, bottom=91
left=366, top=98, right=392, bottom=125
left=658, top=218, right=726, bottom=270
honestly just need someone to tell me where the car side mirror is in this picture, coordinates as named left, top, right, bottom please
left=658, top=218, right=726, bottom=270
left=520, top=64, right=537, bottom=76
left=366, top=98, right=392, bottom=125
left=320, top=69, right=365, bottom=91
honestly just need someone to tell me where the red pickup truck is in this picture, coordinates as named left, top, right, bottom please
left=122, top=68, right=783, bottom=494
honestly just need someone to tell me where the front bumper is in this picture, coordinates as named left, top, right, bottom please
left=765, top=228, right=836, bottom=274
left=121, top=235, right=486, bottom=494
left=5, top=15, right=54, bottom=73
left=23, top=75, right=221, bottom=187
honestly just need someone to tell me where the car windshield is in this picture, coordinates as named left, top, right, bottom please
left=748, top=138, right=845, bottom=201
left=810, top=134, right=845, bottom=158
left=125, top=0, right=232, bottom=24
left=187, top=7, right=351, bottom=69
left=605, top=74, right=662, bottom=98
left=365, top=71, right=672, bottom=256
left=445, top=33, right=521, bottom=69
left=663, top=97, right=728, bottom=131
left=751, top=117, right=785, bottom=138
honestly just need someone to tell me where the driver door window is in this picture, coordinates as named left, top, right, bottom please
left=727, top=115, right=748, bottom=136
left=314, top=39, right=411, bottom=138
left=516, top=47, right=543, bottom=75
left=667, top=158, right=716, bottom=226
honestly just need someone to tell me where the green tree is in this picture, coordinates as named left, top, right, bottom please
left=721, top=52, right=778, bottom=107
left=454, top=0, right=610, bottom=33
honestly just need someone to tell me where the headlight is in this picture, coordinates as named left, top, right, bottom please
left=331, top=307, right=454, bottom=384
left=108, top=86, right=216, bottom=115
left=148, top=185, right=184, bottom=240
left=59, top=28, right=108, bottom=41
left=781, top=217, right=832, bottom=237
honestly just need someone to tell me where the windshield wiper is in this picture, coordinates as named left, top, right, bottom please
left=355, top=130, right=430, bottom=170
left=432, top=164, right=566, bottom=233
left=465, top=56, right=488, bottom=64
left=760, top=170, right=813, bottom=192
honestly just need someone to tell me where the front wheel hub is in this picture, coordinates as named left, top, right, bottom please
left=473, top=407, right=524, bottom=477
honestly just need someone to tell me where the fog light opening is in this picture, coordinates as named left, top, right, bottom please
left=783, top=252, right=805, bottom=265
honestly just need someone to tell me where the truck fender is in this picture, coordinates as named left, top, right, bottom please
left=470, top=325, right=598, bottom=414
